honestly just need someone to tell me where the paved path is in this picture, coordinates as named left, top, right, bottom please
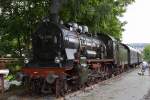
left=1, top=68, right=150, bottom=100
left=65, top=68, right=150, bottom=100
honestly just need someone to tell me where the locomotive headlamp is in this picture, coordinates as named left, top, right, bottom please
left=24, top=58, right=29, bottom=64
left=46, top=74, right=58, bottom=84
left=55, top=56, right=63, bottom=63
left=55, top=57, right=60, bottom=63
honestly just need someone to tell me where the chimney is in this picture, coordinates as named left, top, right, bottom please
left=50, top=0, right=63, bottom=23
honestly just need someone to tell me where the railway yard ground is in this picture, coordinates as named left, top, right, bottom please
left=1, top=67, right=150, bottom=100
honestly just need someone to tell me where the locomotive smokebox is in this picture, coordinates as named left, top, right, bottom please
left=50, top=0, right=63, bottom=23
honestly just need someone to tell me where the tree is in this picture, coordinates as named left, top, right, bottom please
left=60, top=0, right=135, bottom=40
left=0, top=0, right=51, bottom=57
left=143, top=45, right=150, bottom=62
left=0, top=0, right=135, bottom=57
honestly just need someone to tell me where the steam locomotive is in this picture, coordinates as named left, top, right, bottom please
left=17, top=19, right=142, bottom=97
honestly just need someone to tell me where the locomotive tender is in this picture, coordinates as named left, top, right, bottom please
left=17, top=19, right=142, bottom=97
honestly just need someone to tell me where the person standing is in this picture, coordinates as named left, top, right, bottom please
left=141, top=61, right=148, bottom=75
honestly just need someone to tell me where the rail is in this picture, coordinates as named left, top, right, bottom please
left=0, top=58, right=24, bottom=62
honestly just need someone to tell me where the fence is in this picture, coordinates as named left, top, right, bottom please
left=0, top=58, right=23, bottom=94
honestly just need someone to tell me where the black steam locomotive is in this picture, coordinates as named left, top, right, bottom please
left=17, top=19, right=142, bottom=97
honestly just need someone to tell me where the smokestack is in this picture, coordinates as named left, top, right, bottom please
left=50, top=0, right=62, bottom=23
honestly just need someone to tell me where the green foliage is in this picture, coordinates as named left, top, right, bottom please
left=5, top=60, right=24, bottom=81
left=0, top=0, right=135, bottom=57
left=5, top=74, right=15, bottom=81
left=0, top=0, right=51, bottom=56
left=0, top=35, right=19, bottom=56
left=144, top=45, right=150, bottom=62
left=60, top=0, right=135, bottom=40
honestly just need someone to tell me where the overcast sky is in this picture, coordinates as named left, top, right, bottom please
left=122, top=0, right=150, bottom=43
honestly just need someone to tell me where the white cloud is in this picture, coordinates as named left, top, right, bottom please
left=122, top=0, right=150, bottom=43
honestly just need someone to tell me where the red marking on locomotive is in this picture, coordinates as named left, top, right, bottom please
left=21, top=67, right=70, bottom=78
